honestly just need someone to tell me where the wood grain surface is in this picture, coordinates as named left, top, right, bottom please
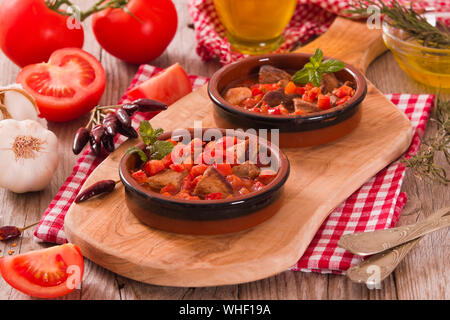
left=0, top=0, right=448, bottom=299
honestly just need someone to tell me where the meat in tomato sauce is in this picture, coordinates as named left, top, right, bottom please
left=131, top=136, right=278, bottom=200
left=223, top=65, right=355, bottom=115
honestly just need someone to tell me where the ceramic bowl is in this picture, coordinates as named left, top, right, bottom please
left=208, top=53, right=367, bottom=147
left=119, top=128, right=290, bottom=235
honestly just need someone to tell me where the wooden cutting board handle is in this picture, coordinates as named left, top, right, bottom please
left=295, top=17, right=387, bottom=74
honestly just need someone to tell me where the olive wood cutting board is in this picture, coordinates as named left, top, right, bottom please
left=65, top=17, right=413, bottom=287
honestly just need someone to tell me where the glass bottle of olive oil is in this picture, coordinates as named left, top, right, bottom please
left=213, top=0, right=297, bottom=54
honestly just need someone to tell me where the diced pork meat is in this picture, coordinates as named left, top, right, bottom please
left=320, top=73, right=340, bottom=94
left=147, top=169, right=189, bottom=191
left=258, top=65, right=292, bottom=84
left=232, top=162, right=260, bottom=179
left=193, top=167, right=233, bottom=198
left=224, top=87, right=252, bottom=105
left=293, top=98, right=320, bottom=113
left=262, top=89, right=301, bottom=112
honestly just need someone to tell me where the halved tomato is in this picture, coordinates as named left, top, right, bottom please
left=127, top=63, right=192, bottom=105
left=0, top=244, right=84, bottom=298
left=16, top=48, right=106, bottom=122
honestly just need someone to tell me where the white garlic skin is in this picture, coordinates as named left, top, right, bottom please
left=0, top=84, right=47, bottom=128
left=0, top=119, right=58, bottom=193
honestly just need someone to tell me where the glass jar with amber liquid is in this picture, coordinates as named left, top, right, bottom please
left=213, top=0, right=297, bottom=54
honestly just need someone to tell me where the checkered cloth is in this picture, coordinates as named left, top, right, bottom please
left=34, top=64, right=434, bottom=274
left=188, top=0, right=449, bottom=65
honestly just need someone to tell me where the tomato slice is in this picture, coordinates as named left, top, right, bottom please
left=16, top=48, right=106, bottom=122
left=127, top=63, right=192, bottom=105
left=0, top=244, right=84, bottom=298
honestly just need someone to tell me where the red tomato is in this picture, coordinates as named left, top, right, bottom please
left=190, top=175, right=202, bottom=189
left=268, top=106, right=282, bottom=115
left=317, top=94, right=331, bottom=110
left=252, top=181, right=265, bottom=192
left=190, top=164, right=208, bottom=178
left=284, top=81, right=297, bottom=95
left=295, top=86, right=306, bottom=95
left=160, top=183, right=178, bottom=195
left=333, top=85, right=353, bottom=98
left=0, top=244, right=84, bottom=298
left=257, top=170, right=277, bottom=185
left=226, top=174, right=244, bottom=190
left=337, top=95, right=351, bottom=105
left=162, top=154, right=173, bottom=168
left=143, top=159, right=166, bottom=176
left=0, top=0, right=84, bottom=67
left=251, top=86, right=263, bottom=96
left=213, top=163, right=233, bottom=176
left=16, top=48, right=106, bottom=122
left=92, top=0, right=177, bottom=64
left=132, top=170, right=148, bottom=184
left=127, top=63, right=192, bottom=105
left=170, top=163, right=186, bottom=172
left=205, top=192, right=223, bottom=200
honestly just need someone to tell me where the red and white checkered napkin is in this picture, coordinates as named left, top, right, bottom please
left=188, top=0, right=448, bottom=65
left=34, top=64, right=433, bottom=275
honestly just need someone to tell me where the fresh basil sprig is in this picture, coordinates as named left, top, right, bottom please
left=292, top=48, right=346, bottom=87
left=126, top=120, right=173, bottom=162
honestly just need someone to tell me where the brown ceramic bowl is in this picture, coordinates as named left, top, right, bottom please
left=119, top=128, right=290, bottom=235
left=208, top=53, right=367, bottom=147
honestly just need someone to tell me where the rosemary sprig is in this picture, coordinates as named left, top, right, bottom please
left=347, top=0, right=450, bottom=49
left=403, top=96, right=450, bottom=185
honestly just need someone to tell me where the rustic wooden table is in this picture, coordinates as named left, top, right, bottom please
left=0, top=0, right=448, bottom=300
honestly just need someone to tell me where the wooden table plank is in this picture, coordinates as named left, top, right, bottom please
left=0, top=0, right=448, bottom=300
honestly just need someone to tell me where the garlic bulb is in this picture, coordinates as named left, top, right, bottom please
left=0, top=119, right=58, bottom=193
left=0, top=84, right=47, bottom=128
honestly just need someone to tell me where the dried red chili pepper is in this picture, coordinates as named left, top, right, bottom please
left=102, top=113, right=119, bottom=136
left=122, top=103, right=139, bottom=116
left=117, top=122, right=138, bottom=139
left=0, top=222, right=39, bottom=241
left=101, top=134, right=115, bottom=153
left=116, top=107, right=131, bottom=128
left=133, top=98, right=168, bottom=113
left=73, top=127, right=90, bottom=155
left=75, top=180, right=119, bottom=203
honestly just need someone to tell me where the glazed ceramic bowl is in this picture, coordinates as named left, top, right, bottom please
left=208, top=53, right=367, bottom=147
left=119, top=128, right=290, bottom=235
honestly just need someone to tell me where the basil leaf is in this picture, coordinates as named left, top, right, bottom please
left=292, top=69, right=310, bottom=84
left=154, top=128, right=164, bottom=138
left=126, top=146, right=148, bottom=162
left=149, top=140, right=174, bottom=160
left=308, top=69, right=322, bottom=87
left=304, top=62, right=314, bottom=70
left=319, top=59, right=346, bottom=73
left=139, top=120, right=155, bottom=145
left=310, top=48, right=323, bottom=68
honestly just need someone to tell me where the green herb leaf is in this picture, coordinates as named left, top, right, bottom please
left=310, top=48, right=323, bottom=68
left=126, top=146, right=148, bottom=163
left=128, top=120, right=172, bottom=163
left=292, top=69, right=310, bottom=84
left=148, top=140, right=174, bottom=160
left=292, top=48, right=346, bottom=87
left=318, top=59, right=346, bottom=73
left=308, top=69, right=322, bottom=87
left=139, top=120, right=155, bottom=145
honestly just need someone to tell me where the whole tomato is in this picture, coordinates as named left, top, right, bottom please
left=0, top=0, right=84, bottom=67
left=92, top=0, right=178, bottom=64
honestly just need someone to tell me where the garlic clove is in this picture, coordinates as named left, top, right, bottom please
left=0, top=85, right=47, bottom=128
